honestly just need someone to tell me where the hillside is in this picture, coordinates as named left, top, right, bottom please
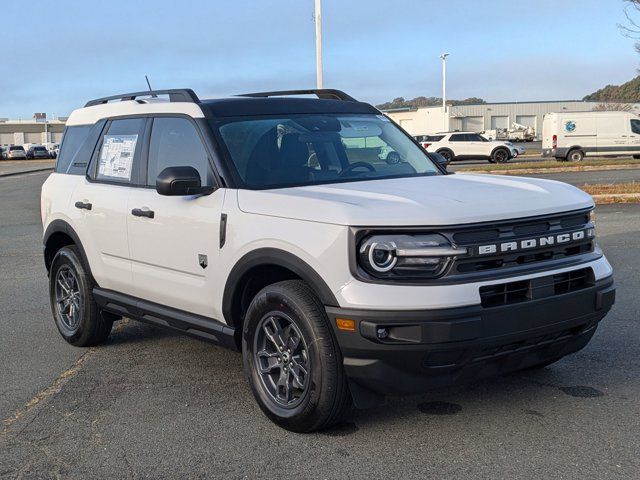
left=376, top=96, right=485, bottom=110
left=583, top=76, right=640, bottom=102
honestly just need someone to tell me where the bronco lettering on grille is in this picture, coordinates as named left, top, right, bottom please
left=476, top=229, right=594, bottom=256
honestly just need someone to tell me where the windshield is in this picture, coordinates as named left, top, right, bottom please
left=214, top=114, right=441, bottom=189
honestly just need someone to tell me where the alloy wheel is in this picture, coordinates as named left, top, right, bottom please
left=254, top=312, right=310, bottom=408
left=54, top=266, right=82, bottom=333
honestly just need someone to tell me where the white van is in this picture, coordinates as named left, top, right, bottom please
left=542, top=111, right=640, bottom=161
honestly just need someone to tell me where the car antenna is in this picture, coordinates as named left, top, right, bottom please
left=145, top=75, right=157, bottom=98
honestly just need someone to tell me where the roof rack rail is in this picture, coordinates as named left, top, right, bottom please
left=238, top=89, right=357, bottom=102
left=84, top=89, right=200, bottom=107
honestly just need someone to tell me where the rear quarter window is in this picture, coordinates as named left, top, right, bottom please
left=56, top=125, right=92, bottom=174
left=449, top=134, right=465, bottom=142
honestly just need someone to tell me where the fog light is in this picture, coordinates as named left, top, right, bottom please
left=377, top=327, right=389, bottom=339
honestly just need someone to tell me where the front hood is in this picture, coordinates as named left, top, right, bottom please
left=237, top=174, right=593, bottom=226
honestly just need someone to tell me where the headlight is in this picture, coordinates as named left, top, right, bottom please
left=358, top=234, right=468, bottom=279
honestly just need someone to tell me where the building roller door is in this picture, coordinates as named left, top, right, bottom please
left=516, top=115, right=537, bottom=133
left=462, top=116, right=484, bottom=132
left=491, top=116, right=508, bottom=130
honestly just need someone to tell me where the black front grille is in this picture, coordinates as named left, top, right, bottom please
left=479, top=267, right=594, bottom=308
left=451, top=210, right=594, bottom=276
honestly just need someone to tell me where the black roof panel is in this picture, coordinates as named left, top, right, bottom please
left=201, top=97, right=379, bottom=118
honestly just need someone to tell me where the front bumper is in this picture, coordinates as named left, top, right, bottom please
left=327, top=276, right=615, bottom=398
left=542, top=148, right=569, bottom=158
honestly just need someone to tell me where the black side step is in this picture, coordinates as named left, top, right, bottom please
left=93, top=288, right=238, bottom=350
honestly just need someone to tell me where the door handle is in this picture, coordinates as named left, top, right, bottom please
left=74, top=201, right=92, bottom=210
left=131, top=208, right=155, bottom=219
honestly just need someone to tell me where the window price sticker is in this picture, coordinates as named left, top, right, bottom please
left=98, top=135, right=138, bottom=180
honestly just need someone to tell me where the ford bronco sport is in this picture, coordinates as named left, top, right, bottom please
left=41, top=88, right=615, bottom=432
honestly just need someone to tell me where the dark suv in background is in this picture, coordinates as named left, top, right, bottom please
left=26, top=145, right=52, bottom=159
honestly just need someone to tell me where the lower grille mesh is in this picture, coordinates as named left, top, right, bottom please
left=479, top=268, right=594, bottom=308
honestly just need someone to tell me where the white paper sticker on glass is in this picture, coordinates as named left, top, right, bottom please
left=98, top=135, right=138, bottom=180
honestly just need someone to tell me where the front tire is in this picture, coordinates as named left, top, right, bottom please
left=49, top=246, right=113, bottom=346
left=243, top=280, right=351, bottom=432
left=491, top=148, right=510, bottom=163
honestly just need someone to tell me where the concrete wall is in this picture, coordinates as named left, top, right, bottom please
left=387, top=107, right=448, bottom=135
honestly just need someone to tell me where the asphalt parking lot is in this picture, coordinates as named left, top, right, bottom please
left=1, top=171, right=639, bottom=479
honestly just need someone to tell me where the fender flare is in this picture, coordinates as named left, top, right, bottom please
left=222, top=248, right=339, bottom=326
left=43, top=220, right=93, bottom=279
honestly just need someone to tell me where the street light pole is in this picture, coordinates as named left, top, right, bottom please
left=315, top=0, right=323, bottom=89
left=440, top=53, right=449, bottom=109
left=440, top=53, right=449, bottom=130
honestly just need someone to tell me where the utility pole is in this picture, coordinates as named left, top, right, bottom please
left=440, top=53, right=449, bottom=130
left=315, top=0, right=323, bottom=89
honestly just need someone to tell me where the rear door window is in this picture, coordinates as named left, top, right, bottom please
left=94, top=118, right=146, bottom=184
left=449, top=134, right=465, bottom=142
left=631, top=119, right=640, bottom=135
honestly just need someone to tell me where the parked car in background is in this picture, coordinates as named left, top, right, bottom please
left=542, top=111, right=640, bottom=161
left=26, top=145, right=52, bottom=159
left=6, top=145, right=27, bottom=160
left=0, top=147, right=5, bottom=160
left=48, top=144, right=60, bottom=159
left=423, top=131, right=518, bottom=163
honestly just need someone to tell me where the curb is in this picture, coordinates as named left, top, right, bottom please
left=592, top=193, right=640, bottom=201
left=591, top=193, right=640, bottom=205
left=0, top=167, right=54, bottom=178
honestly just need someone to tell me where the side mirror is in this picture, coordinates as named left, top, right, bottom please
left=430, top=152, right=449, bottom=171
left=156, top=166, right=214, bottom=196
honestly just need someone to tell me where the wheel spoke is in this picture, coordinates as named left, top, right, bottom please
left=263, top=317, right=286, bottom=350
left=276, top=369, right=290, bottom=403
left=256, top=350, right=281, bottom=374
left=57, top=277, right=70, bottom=296
left=284, top=325, right=301, bottom=352
left=290, top=363, right=307, bottom=390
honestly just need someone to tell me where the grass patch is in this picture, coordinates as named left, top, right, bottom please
left=455, top=157, right=640, bottom=172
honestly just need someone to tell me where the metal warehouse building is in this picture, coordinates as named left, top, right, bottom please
left=384, top=100, right=640, bottom=139
left=0, top=118, right=66, bottom=147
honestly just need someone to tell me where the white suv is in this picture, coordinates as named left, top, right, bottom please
left=420, top=131, right=519, bottom=163
left=41, top=88, right=615, bottom=432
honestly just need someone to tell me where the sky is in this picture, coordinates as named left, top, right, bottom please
left=1, top=0, right=639, bottom=118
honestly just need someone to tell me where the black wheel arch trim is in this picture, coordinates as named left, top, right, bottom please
left=43, top=219, right=93, bottom=279
left=222, top=248, right=339, bottom=327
